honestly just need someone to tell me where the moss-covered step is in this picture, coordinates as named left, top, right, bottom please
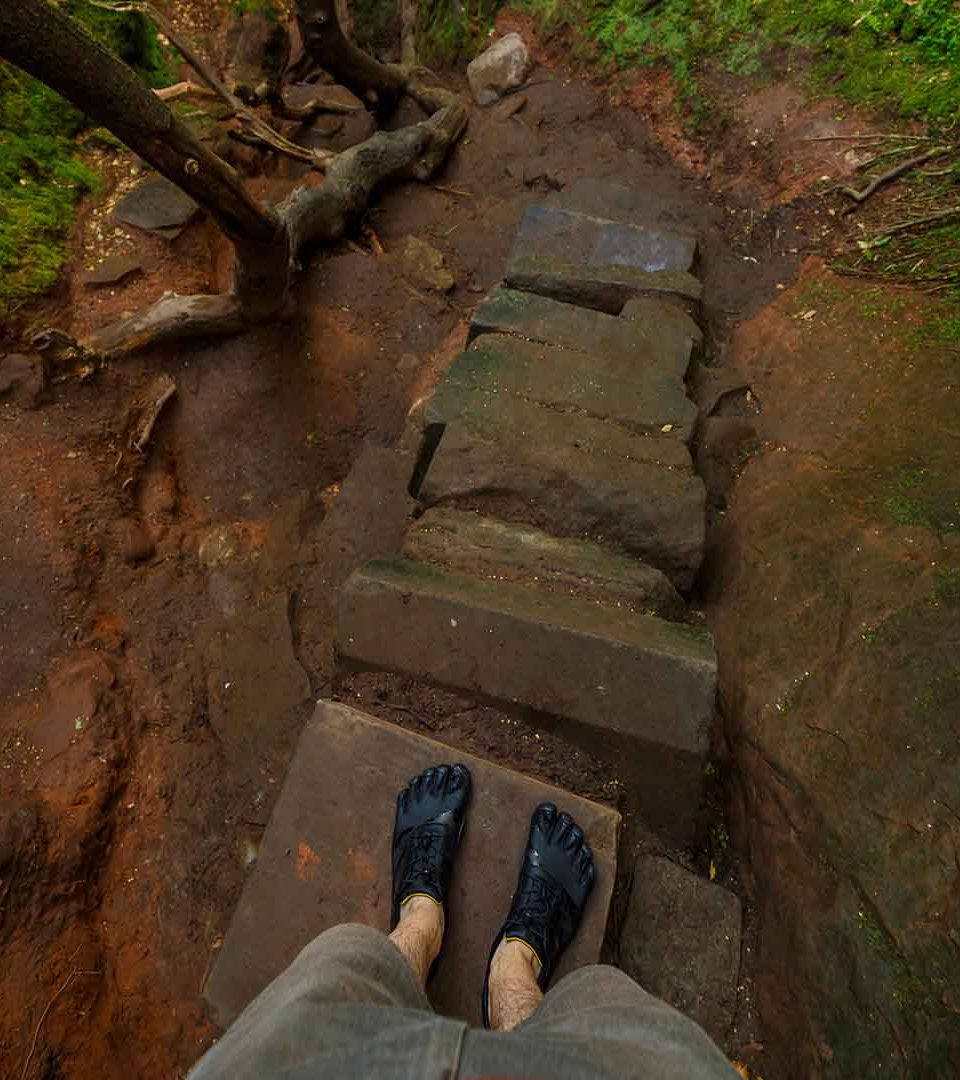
left=338, top=556, right=716, bottom=757
left=404, top=507, right=686, bottom=620
left=469, top=287, right=702, bottom=381
left=438, top=333, right=697, bottom=441
left=415, top=388, right=705, bottom=589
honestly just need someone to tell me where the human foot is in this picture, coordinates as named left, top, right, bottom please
left=391, top=764, right=472, bottom=931
left=482, top=803, right=595, bottom=1029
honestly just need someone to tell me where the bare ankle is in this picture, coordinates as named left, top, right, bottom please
left=388, top=896, right=444, bottom=986
left=488, top=938, right=543, bottom=1031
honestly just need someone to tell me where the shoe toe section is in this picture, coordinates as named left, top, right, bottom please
left=448, top=763, right=472, bottom=801
left=531, top=802, right=558, bottom=841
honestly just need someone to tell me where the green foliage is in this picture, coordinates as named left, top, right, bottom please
left=0, top=2, right=169, bottom=313
left=518, top=0, right=960, bottom=126
left=417, top=0, right=503, bottom=64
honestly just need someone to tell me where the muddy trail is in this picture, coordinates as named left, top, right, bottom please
left=5, top=16, right=958, bottom=1079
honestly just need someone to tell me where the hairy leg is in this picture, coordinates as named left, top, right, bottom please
left=388, top=895, right=444, bottom=987
left=488, top=938, right=543, bottom=1031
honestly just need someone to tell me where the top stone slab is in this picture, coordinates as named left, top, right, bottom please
left=511, top=206, right=697, bottom=274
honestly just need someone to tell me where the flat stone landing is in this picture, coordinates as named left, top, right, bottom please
left=204, top=700, right=621, bottom=1029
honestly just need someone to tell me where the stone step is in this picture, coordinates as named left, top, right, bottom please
left=204, top=700, right=620, bottom=1028
left=554, top=176, right=676, bottom=227
left=338, top=557, right=716, bottom=756
left=404, top=507, right=686, bottom=621
left=442, top=333, right=698, bottom=441
left=415, top=386, right=705, bottom=589
left=469, top=287, right=702, bottom=382
left=505, top=204, right=701, bottom=314
left=620, top=855, right=742, bottom=1048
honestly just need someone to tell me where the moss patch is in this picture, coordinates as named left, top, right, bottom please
left=0, top=2, right=171, bottom=315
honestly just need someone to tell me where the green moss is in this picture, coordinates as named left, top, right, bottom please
left=517, top=0, right=960, bottom=127
left=0, top=3, right=171, bottom=313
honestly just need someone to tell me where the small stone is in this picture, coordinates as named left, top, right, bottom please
left=0, top=353, right=44, bottom=408
left=467, top=32, right=533, bottom=106
left=114, top=176, right=200, bottom=237
left=397, top=235, right=455, bottom=293
left=397, top=353, right=419, bottom=373
left=82, top=254, right=146, bottom=288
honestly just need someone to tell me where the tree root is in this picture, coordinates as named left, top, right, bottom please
left=6, top=0, right=467, bottom=363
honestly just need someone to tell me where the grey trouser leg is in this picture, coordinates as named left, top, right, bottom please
left=189, top=924, right=467, bottom=1080
left=459, top=965, right=738, bottom=1079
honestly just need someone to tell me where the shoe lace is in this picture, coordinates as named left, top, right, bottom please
left=398, top=824, right=447, bottom=891
left=511, top=869, right=568, bottom=929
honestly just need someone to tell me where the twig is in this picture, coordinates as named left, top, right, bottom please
left=880, top=205, right=960, bottom=237
left=431, top=184, right=474, bottom=198
left=154, top=80, right=215, bottom=101
left=21, top=967, right=100, bottom=1080
left=802, top=133, right=934, bottom=142
left=92, top=1, right=335, bottom=171
left=840, top=146, right=953, bottom=207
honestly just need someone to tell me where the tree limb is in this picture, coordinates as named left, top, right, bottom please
left=840, top=145, right=953, bottom=208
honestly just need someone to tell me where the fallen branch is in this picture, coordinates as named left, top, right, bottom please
left=840, top=145, right=953, bottom=207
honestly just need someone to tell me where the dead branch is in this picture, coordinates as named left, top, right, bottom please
left=840, top=145, right=954, bottom=208
left=131, top=373, right=177, bottom=452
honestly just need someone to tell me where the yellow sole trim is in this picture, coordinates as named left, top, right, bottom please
left=504, top=935, right=543, bottom=973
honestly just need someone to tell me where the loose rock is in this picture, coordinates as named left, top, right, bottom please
left=467, top=32, right=533, bottom=106
left=397, top=235, right=454, bottom=292
left=82, top=254, right=146, bottom=288
left=113, top=176, right=200, bottom=238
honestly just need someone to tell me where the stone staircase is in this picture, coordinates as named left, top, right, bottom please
left=206, top=180, right=742, bottom=1046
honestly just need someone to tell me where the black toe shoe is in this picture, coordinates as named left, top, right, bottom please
left=482, top=802, right=596, bottom=1028
left=391, top=763, right=472, bottom=930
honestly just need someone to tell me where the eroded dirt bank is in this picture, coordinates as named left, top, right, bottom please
left=701, top=261, right=960, bottom=1077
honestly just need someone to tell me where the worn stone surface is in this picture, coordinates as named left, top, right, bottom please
left=82, top=254, right=146, bottom=288
left=507, top=255, right=703, bottom=315
left=404, top=507, right=686, bottom=619
left=510, top=205, right=697, bottom=276
left=466, top=32, right=532, bottom=106
left=446, top=333, right=697, bottom=439
left=620, top=856, right=741, bottom=1047
left=417, top=388, right=705, bottom=588
left=554, top=176, right=677, bottom=226
left=113, top=176, right=199, bottom=236
left=338, top=558, right=716, bottom=754
left=470, top=287, right=700, bottom=381
left=205, top=700, right=620, bottom=1027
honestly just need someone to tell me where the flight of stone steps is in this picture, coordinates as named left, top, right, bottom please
left=205, top=180, right=742, bottom=1047
left=339, top=179, right=716, bottom=843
